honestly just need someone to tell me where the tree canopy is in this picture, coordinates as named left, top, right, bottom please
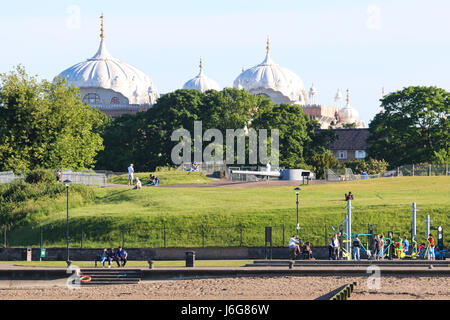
left=96, top=88, right=333, bottom=172
left=0, top=66, right=107, bottom=172
left=368, top=86, right=450, bottom=167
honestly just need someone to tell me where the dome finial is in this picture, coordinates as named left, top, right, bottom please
left=346, top=88, right=350, bottom=106
left=266, top=36, right=270, bottom=54
left=100, top=13, right=105, bottom=39
left=199, top=57, right=203, bottom=74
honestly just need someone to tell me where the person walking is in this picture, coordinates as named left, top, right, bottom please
left=353, top=235, right=361, bottom=260
left=128, top=164, right=134, bottom=186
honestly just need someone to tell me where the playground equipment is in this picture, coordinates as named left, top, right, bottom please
left=329, top=202, right=446, bottom=261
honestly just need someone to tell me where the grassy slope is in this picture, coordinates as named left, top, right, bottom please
left=108, top=171, right=212, bottom=186
left=7, top=177, right=450, bottom=248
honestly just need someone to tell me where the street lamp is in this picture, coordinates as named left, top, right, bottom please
left=294, top=187, right=301, bottom=239
left=64, top=179, right=72, bottom=265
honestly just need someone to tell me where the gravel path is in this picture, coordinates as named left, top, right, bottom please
left=0, top=275, right=448, bottom=300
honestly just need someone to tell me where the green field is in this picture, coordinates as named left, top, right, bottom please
left=6, top=176, right=450, bottom=248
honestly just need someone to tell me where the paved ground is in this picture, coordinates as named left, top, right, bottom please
left=106, top=178, right=334, bottom=189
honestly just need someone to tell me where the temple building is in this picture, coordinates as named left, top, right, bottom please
left=56, top=14, right=159, bottom=117
left=182, top=58, right=220, bottom=92
left=233, top=38, right=365, bottom=129
left=56, top=15, right=365, bottom=127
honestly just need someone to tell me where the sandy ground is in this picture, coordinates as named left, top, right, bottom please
left=0, top=275, right=448, bottom=300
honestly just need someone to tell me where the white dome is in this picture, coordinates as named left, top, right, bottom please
left=57, top=37, right=159, bottom=105
left=339, top=89, right=359, bottom=124
left=233, top=39, right=308, bottom=105
left=183, top=59, right=220, bottom=92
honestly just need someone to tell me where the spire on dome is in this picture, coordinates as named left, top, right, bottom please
left=309, top=83, right=318, bottom=105
left=199, top=57, right=203, bottom=75
left=262, top=36, right=273, bottom=65
left=90, top=13, right=113, bottom=61
left=100, top=13, right=105, bottom=39
left=346, top=88, right=350, bottom=106
left=335, top=88, right=343, bottom=107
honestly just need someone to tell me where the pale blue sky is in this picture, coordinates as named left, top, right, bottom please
left=1, top=0, right=449, bottom=125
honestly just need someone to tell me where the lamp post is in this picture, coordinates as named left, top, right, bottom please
left=295, top=188, right=301, bottom=239
left=64, top=179, right=72, bottom=265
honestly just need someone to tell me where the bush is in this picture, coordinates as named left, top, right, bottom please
left=346, top=158, right=389, bottom=175
left=25, top=169, right=56, bottom=184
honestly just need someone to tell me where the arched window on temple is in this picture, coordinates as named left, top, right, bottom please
left=111, top=97, right=120, bottom=105
left=82, top=93, right=102, bottom=105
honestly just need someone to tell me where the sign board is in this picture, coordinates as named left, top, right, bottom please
left=40, top=248, right=46, bottom=258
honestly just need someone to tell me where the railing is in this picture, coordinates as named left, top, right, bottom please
left=0, top=171, right=107, bottom=187
left=326, top=164, right=449, bottom=181
left=5, top=222, right=446, bottom=249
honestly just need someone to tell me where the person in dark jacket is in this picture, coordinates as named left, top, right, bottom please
left=115, top=247, right=128, bottom=267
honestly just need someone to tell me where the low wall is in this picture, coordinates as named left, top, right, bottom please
left=0, top=247, right=334, bottom=261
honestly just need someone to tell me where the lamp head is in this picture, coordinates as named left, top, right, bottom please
left=294, top=187, right=301, bottom=195
left=64, top=179, right=72, bottom=187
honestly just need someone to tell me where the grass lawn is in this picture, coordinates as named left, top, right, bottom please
left=107, top=171, right=212, bottom=186
left=6, top=176, right=450, bottom=248
left=2, top=260, right=252, bottom=268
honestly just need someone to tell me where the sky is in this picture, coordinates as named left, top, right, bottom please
left=1, top=0, right=450, bottom=125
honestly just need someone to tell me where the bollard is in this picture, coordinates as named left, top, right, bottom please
left=148, top=260, right=154, bottom=269
left=186, top=251, right=195, bottom=268
left=26, top=248, right=32, bottom=262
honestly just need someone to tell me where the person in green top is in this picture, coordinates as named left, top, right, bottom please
left=395, top=235, right=405, bottom=258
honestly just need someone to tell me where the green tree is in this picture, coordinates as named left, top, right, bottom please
left=368, top=86, right=450, bottom=167
left=307, top=150, right=341, bottom=179
left=0, top=66, right=106, bottom=172
left=252, top=103, right=310, bottom=168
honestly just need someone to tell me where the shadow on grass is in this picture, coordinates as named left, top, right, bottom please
left=96, top=189, right=134, bottom=203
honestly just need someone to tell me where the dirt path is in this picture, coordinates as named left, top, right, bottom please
left=0, top=275, right=448, bottom=300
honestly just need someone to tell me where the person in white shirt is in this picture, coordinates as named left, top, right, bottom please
left=333, top=234, right=340, bottom=260
left=128, top=164, right=134, bottom=186
left=289, top=235, right=301, bottom=258
left=133, top=177, right=142, bottom=190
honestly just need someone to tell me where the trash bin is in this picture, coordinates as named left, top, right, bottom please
left=186, top=251, right=195, bottom=268
left=26, top=248, right=32, bottom=262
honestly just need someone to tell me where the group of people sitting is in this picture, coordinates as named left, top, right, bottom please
left=186, top=163, right=200, bottom=172
left=131, top=175, right=160, bottom=190
left=148, top=175, right=161, bottom=186
left=289, top=235, right=314, bottom=260
left=96, top=247, right=128, bottom=268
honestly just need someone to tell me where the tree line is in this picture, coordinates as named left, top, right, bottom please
left=1, top=67, right=448, bottom=176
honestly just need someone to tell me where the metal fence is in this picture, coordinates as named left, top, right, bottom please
left=0, top=170, right=107, bottom=187
left=326, top=163, right=449, bottom=181
left=61, top=171, right=107, bottom=187
left=177, top=162, right=227, bottom=174
left=3, top=222, right=447, bottom=249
